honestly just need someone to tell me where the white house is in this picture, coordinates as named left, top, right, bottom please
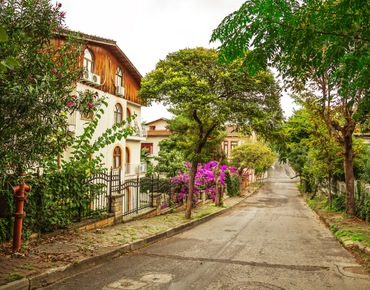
left=56, top=32, right=147, bottom=177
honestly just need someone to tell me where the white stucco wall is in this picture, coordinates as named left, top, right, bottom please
left=63, top=82, right=145, bottom=177
left=146, top=119, right=168, bottom=130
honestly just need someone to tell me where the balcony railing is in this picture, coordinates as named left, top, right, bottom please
left=125, top=162, right=147, bottom=175
left=126, top=121, right=147, bottom=138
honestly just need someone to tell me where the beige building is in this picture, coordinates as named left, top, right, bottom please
left=142, top=118, right=171, bottom=166
left=60, top=32, right=147, bottom=177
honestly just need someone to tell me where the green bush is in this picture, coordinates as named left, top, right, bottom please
left=225, top=171, right=239, bottom=196
left=332, top=194, right=346, bottom=212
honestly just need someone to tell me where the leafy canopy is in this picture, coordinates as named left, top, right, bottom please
left=211, top=0, right=370, bottom=124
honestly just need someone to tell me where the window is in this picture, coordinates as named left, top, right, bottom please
left=224, top=141, right=228, bottom=155
left=84, top=49, right=94, bottom=73
left=116, top=66, right=123, bottom=87
left=231, top=141, right=238, bottom=150
left=114, top=103, right=122, bottom=125
left=149, top=126, right=156, bottom=131
left=141, top=143, right=153, bottom=154
left=113, top=146, right=121, bottom=169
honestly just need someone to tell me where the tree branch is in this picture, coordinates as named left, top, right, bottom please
left=263, top=17, right=370, bottom=42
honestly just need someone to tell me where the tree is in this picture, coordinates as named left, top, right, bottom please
left=154, top=134, right=188, bottom=177
left=0, top=0, right=95, bottom=171
left=139, top=47, right=283, bottom=219
left=211, top=0, right=370, bottom=215
left=230, top=142, right=276, bottom=194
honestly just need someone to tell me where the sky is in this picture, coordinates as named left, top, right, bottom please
left=53, top=0, right=298, bottom=123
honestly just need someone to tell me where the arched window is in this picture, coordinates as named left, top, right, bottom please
left=113, top=146, right=121, bottom=169
left=114, top=103, right=122, bottom=125
left=84, top=49, right=94, bottom=72
left=125, top=146, right=130, bottom=174
left=126, top=108, right=131, bottom=119
left=116, top=66, right=123, bottom=87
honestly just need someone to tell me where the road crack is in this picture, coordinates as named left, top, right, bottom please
left=140, top=253, right=330, bottom=272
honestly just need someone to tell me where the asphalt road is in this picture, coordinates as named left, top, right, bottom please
left=46, top=163, right=370, bottom=290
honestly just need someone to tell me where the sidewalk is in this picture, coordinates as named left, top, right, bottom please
left=0, top=185, right=262, bottom=290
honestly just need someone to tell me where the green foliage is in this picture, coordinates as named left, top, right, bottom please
left=335, top=229, right=353, bottom=239
left=224, top=171, right=239, bottom=196
left=356, top=200, right=370, bottom=222
left=331, top=194, right=347, bottom=213
left=0, top=103, right=135, bottom=241
left=0, top=24, right=19, bottom=72
left=211, top=0, right=370, bottom=116
left=139, top=47, right=283, bottom=160
left=154, top=134, right=188, bottom=177
left=230, top=142, right=276, bottom=172
left=0, top=0, right=94, bottom=171
left=330, top=223, right=338, bottom=233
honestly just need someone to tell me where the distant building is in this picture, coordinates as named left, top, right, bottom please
left=222, top=126, right=256, bottom=159
left=142, top=118, right=171, bottom=166
left=222, top=125, right=257, bottom=183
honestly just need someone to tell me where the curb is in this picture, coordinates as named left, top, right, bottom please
left=3, top=185, right=262, bottom=290
left=312, top=206, right=370, bottom=257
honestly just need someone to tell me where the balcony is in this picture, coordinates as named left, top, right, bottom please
left=126, top=121, right=147, bottom=140
left=125, top=162, right=147, bottom=176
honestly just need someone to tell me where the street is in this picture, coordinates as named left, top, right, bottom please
left=46, top=163, right=370, bottom=290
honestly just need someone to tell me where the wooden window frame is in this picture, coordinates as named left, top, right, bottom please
left=116, top=66, right=123, bottom=87
left=113, top=146, right=122, bottom=169
left=114, top=103, right=123, bottom=125
left=231, top=141, right=238, bottom=151
left=83, top=48, right=94, bottom=73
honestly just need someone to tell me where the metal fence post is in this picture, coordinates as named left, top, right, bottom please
left=109, top=167, right=113, bottom=213
left=136, top=174, right=139, bottom=214
left=151, top=174, right=154, bottom=207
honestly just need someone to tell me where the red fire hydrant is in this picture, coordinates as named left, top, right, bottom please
left=12, top=172, right=31, bottom=252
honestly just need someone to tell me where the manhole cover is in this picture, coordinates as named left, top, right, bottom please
left=231, top=282, right=285, bottom=290
left=140, top=274, right=172, bottom=283
left=343, top=267, right=370, bottom=275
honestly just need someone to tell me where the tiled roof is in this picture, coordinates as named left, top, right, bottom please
left=145, top=118, right=168, bottom=125
left=147, top=130, right=171, bottom=137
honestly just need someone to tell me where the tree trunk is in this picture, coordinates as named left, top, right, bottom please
left=328, top=171, right=332, bottom=208
left=343, top=133, right=356, bottom=216
left=310, top=184, right=318, bottom=200
left=214, top=147, right=225, bottom=207
left=238, top=169, right=243, bottom=197
left=303, top=176, right=307, bottom=193
left=185, top=161, right=197, bottom=219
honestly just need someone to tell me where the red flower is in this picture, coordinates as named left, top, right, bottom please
left=58, top=3, right=62, bottom=7
left=29, top=77, right=33, bottom=81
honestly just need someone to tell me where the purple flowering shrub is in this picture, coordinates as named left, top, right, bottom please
left=163, top=161, right=242, bottom=208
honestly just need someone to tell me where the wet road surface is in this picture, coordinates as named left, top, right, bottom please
left=46, top=163, right=370, bottom=290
